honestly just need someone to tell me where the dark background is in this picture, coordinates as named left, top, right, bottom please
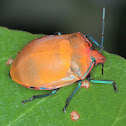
left=0, top=0, right=126, bottom=58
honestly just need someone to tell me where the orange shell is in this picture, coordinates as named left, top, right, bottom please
left=10, top=32, right=94, bottom=89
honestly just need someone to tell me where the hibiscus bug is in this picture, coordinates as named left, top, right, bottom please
left=9, top=8, right=118, bottom=113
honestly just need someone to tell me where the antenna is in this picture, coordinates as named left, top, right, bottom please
left=101, top=8, right=105, bottom=50
left=101, top=8, right=105, bottom=75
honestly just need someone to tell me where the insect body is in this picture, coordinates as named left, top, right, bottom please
left=9, top=8, right=118, bottom=113
left=10, top=32, right=105, bottom=89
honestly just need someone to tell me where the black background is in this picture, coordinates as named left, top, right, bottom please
left=0, top=0, right=126, bottom=58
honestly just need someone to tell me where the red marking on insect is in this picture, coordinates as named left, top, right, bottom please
left=81, top=80, right=90, bottom=89
left=6, top=58, right=13, bottom=65
left=70, top=111, right=80, bottom=121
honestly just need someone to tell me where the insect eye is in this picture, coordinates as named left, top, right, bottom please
left=90, top=46, right=95, bottom=50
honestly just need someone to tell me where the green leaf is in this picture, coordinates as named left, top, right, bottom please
left=0, top=26, right=126, bottom=126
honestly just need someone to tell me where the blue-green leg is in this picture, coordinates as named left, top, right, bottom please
left=87, top=73, right=118, bottom=92
left=53, top=32, right=61, bottom=35
left=63, top=80, right=82, bottom=113
left=22, top=88, right=59, bottom=104
left=85, top=34, right=103, bottom=49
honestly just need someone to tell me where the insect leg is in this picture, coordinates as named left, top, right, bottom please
left=63, top=80, right=82, bottom=113
left=85, top=34, right=103, bottom=48
left=22, top=88, right=59, bottom=104
left=53, top=32, right=61, bottom=35
left=87, top=73, right=118, bottom=92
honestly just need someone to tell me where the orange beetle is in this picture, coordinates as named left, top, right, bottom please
left=10, top=32, right=117, bottom=113
left=10, top=8, right=118, bottom=113
left=10, top=32, right=103, bottom=89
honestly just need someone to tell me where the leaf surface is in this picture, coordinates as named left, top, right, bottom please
left=0, top=27, right=126, bottom=126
